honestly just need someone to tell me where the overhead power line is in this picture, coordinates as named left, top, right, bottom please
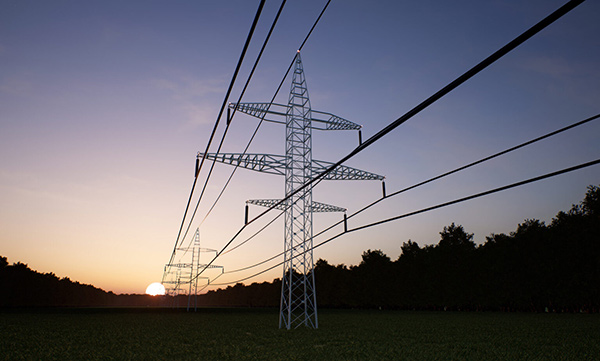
left=164, top=0, right=266, bottom=277
left=211, top=113, right=600, bottom=275
left=308, top=113, right=600, bottom=243
left=352, top=159, right=600, bottom=232
left=188, top=0, right=585, bottom=283
left=215, top=113, right=600, bottom=272
left=176, top=0, right=332, bottom=258
left=243, top=0, right=586, bottom=234
left=210, top=158, right=600, bottom=286
left=197, top=0, right=333, bottom=228
left=221, top=208, right=285, bottom=255
left=177, top=0, right=288, bottom=252
left=182, top=0, right=335, bottom=282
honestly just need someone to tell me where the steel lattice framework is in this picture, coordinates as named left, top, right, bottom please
left=163, top=228, right=223, bottom=310
left=200, top=153, right=383, bottom=181
left=201, top=52, right=383, bottom=329
left=246, top=199, right=346, bottom=213
left=233, top=102, right=362, bottom=130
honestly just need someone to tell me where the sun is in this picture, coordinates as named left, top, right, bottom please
left=145, top=282, right=165, bottom=296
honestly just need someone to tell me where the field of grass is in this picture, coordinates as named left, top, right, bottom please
left=1, top=308, right=599, bottom=360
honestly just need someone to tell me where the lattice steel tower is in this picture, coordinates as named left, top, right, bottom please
left=162, top=228, right=223, bottom=311
left=200, top=52, right=383, bottom=329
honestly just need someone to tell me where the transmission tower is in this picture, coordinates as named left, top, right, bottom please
left=201, top=52, right=383, bottom=329
left=163, top=228, right=223, bottom=311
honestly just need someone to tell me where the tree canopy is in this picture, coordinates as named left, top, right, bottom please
left=2, top=185, right=598, bottom=312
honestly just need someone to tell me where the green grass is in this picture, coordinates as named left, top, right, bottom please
left=1, top=308, right=598, bottom=360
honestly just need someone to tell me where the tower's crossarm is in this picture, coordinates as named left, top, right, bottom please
left=165, top=263, right=223, bottom=270
left=201, top=152, right=383, bottom=181
left=199, top=152, right=285, bottom=176
left=232, top=102, right=289, bottom=124
left=230, top=102, right=361, bottom=131
left=247, top=199, right=346, bottom=213
left=310, top=110, right=361, bottom=130
left=309, top=201, right=346, bottom=213
left=312, top=159, right=384, bottom=181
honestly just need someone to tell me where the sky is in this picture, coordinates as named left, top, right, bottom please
left=1, top=0, right=599, bottom=294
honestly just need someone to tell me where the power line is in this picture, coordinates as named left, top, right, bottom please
left=188, top=0, right=584, bottom=284
left=299, top=0, right=332, bottom=50
left=216, top=113, right=599, bottom=273
left=177, top=0, right=287, bottom=250
left=308, top=113, right=600, bottom=242
left=210, top=158, right=600, bottom=286
left=352, top=159, right=600, bottom=232
left=241, top=0, right=586, bottom=239
left=182, top=1, right=335, bottom=281
left=164, top=0, right=266, bottom=277
left=198, top=0, right=333, bottom=228
left=177, top=0, right=332, bottom=258
left=221, top=208, right=285, bottom=255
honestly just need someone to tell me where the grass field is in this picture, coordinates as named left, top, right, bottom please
left=1, top=308, right=598, bottom=360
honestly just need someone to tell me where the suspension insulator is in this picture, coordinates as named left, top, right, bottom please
left=195, top=157, right=199, bottom=178
left=343, top=213, right=348, bottom=232
left=227, top=106, right=232, bottom=125
left=382, top=180, right=387, bottom=198
left=245, top=204, right=249, bottom=225
left=358, top=129, right=363, bottom=146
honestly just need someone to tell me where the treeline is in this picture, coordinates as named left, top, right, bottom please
left=198, top=185, right=600, bottom=312
left=0, top=259, right=165, bottom=307
left=2, top=185, right=598, bottom=312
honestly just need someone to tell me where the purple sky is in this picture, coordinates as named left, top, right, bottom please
left=1, top=0, right=599, bottom=294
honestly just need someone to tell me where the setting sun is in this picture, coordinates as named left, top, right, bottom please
left=145, top=282, right=165, bottom=296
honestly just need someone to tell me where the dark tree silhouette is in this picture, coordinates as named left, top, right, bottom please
left=194, top=186, right=600, bottom=312
left=439, top=223, right=475, bottom=250
left=2, top=185, right=598, bottom=312
left=314, top=259, right=352, bottom=307
left=353, top=250, right=393, bottom=308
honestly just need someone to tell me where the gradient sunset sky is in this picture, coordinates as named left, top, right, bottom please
left=1, top=0, right=599, bottom=294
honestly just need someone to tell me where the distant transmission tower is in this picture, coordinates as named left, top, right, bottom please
left=201, top=52, right=383, bottom=329
left=163, top=228, right=223, bottom=311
